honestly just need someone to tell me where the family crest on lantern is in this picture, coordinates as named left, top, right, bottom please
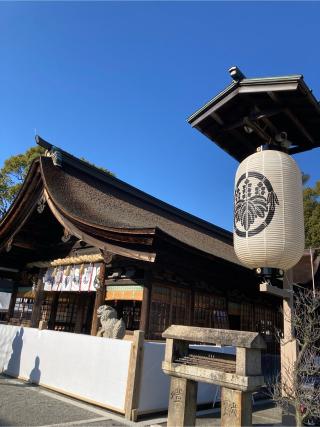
left=234, top=171, right=279, bottom=237
left=233, top=150, right=304, bottom=270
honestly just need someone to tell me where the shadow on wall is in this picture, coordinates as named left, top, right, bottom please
left=5, top=328, right=24, bottom=376
left=29, top=356, right=41, bottom=385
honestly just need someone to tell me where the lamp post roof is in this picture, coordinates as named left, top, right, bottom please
left=188, top=71, right=320, bottom=162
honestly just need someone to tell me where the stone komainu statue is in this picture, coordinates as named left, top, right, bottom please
left=96, top=305, right=126, bottom=339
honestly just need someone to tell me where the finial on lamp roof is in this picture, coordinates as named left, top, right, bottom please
left=229, top=66, right=246, bottom=82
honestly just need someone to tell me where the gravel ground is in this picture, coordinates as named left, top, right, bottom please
left=0, top=375, right=127, bottom=427
left=0, top=374, right=286, bottom=427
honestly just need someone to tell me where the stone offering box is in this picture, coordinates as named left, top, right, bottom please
left=162, top=325, right=266, bottom=427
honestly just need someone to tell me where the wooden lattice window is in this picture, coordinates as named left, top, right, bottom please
left=193, top=292, right=228, bottom=329
left=254, top=305, right=266, bottom=334
left=212, top=296, right=229, bottom=329
left=40, top=293, right=54, bottom=322
left=149, top=285, right=191, bottom=339
left=171, top=288, right=191, bottom=325
left=254, top=304, right=281, bottom=354
left=12, top=297, right=33, bottom=321
left=193, top=293, right=211, bottom=327
left=122, top=302, right=141, bottom=331
left=54, top=294, right=78, bottom=332
left=150, top=286, right=171, bottom=339
left=241, top=303, right=254, bottom=331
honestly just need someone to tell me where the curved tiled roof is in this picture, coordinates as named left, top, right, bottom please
left=0, top=138, right=241, bottom=266
left=40, top=155, right=239, bottom=264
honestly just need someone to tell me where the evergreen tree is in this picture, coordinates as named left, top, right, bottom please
left=303, top=179, right=320, bottom=248
left=0, top=146, right=45, bottom=217
left=0, top=145, right=114, bottom=218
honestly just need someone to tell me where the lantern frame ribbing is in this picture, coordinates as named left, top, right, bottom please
left=233, top=149, right=305, bottom=270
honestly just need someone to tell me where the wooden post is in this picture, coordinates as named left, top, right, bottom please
left=124, top=330, right=144, bottom=421
left=281, top=269, right=297, bottom=394
left=48, top=292, right=59, bottom=330
left=259, top=268, right=297, bottom=424
left=31, top=273, right=45, bottom=328
left=90, top=263, right=106, bottom=336
left=281, top=269, right=297, bottom=426
left=221, top=388, right=252, bottom=427
left=74, top=293, right=86, bottom=334
left=139, top=286, right=150, bottom=336
left=167, top=377, right=197, bottom=427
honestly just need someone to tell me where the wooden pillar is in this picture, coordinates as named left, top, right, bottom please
left=31, top=273, right=45, bottom=328
left=139, top=286, right=150, bottom=336
left=74, top=293, right=86, bottom=334
left=125, top=330, right=144, bottom=421
left=281, top=269, right=297, bottom=396
left=48, top=292, right=59, bottom=330
left=6, top=283, right=18, bottom=323
left=90, top=263, right=106, bottom=336
left=281, top=269, right=297, bottom=426
left=167, top=377, right=198, bottom=427
left=221, top=388, right=252, bottom=427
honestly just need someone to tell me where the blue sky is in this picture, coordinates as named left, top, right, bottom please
left=1, top=2, right=319, bottom=231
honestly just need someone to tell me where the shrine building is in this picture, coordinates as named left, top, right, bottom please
left=0, top=136, right=281, bottom=352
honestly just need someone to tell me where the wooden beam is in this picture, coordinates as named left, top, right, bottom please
left=252, top=105, right=280, bottom=135
left=243, top=117, right=271, bottom=142
left=259, top=281, right=291, bottom=299
left=139, top=286, right=150, bottom=337
left=210, top=111, right=258, bottom=154
left=284, top=107, right=315, bottom=144
left=125, top=330, right=145, bottom=421
left=223, top=107, right=282, bottom=133
left=31, top=271, right=45, bottom=328
left=239, top=82, right=299, bottom=94
left=13, top=240, right=37, bottom=250
left=267, top=91, right=315, bottom=145
left=90, top=263, right=107, bottom=336
left=191, top=88, right=240, bottom=128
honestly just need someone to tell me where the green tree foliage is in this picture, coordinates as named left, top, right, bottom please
left=303, top=178, right=320, bottom=248
left=0, top=146, right=45, bottom=217
left=0, top=146, right=114, bottom=218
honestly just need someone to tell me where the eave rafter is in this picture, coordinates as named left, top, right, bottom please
left=0, top=159, right=157, bottom=264
left=188, top=72, right=320, bottom=161
left=43, top=189, right=157, bottom=263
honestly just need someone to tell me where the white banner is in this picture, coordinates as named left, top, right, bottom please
left=43, top=263, right=101, bottom=292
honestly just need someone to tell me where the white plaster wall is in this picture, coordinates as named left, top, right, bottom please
left=0, top=325, right=236, bottom=415
left=0, top=324, right=131, bottom=411
left=138, top=342, right=235, bottom=413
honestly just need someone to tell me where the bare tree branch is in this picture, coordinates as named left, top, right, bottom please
left=269, top=288, right=320, bottom=426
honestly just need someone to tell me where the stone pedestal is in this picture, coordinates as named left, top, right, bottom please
left=167, top=377, right=197, bottom=427
left=221, top=388, right=252, bottom=427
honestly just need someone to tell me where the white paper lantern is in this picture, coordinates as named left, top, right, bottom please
left=233, top=150, right=304, bottom=270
